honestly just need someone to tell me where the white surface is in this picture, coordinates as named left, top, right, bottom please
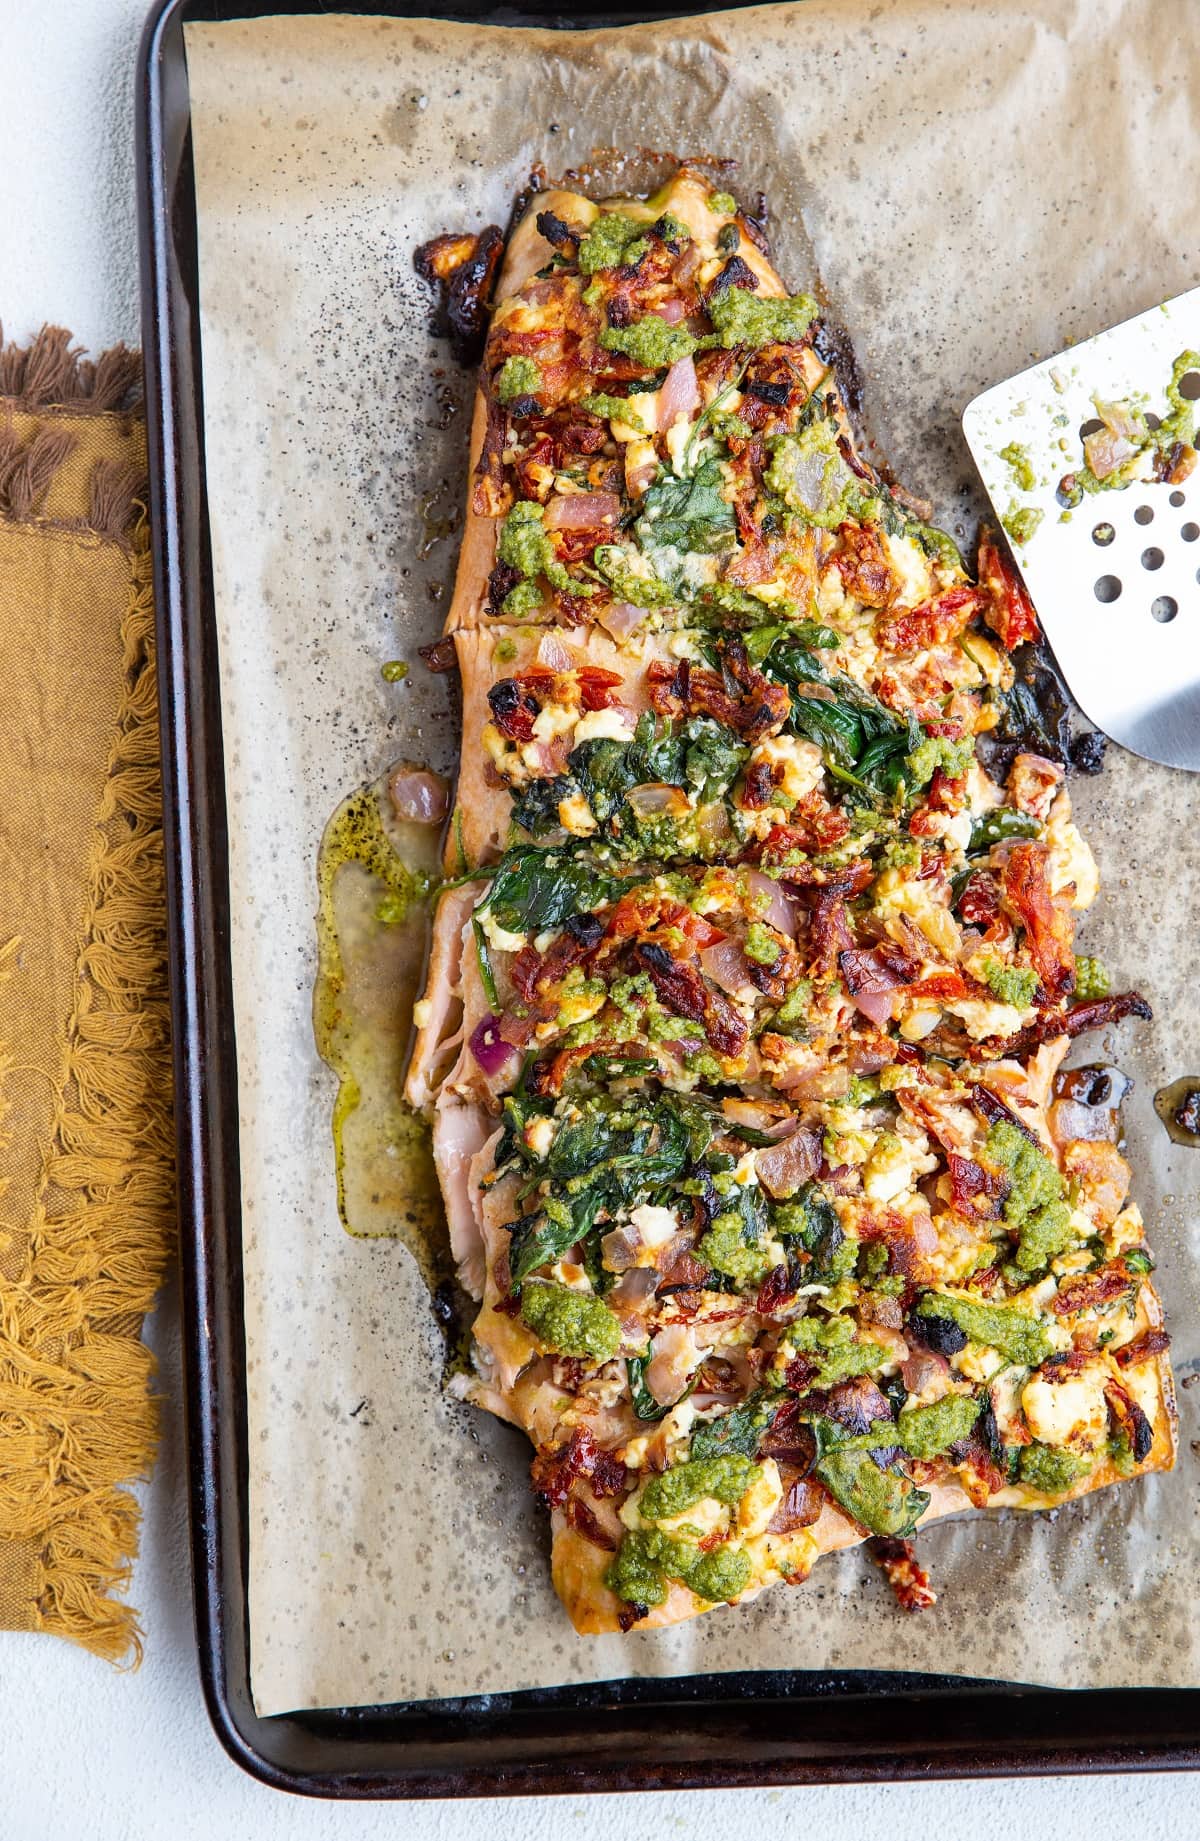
left=963, top=293, right=1200, bottom=771
left=0, top=0, right=1196, bottom=1833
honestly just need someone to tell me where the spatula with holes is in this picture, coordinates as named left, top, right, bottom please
left=962, top=290, right=1200, bottom=772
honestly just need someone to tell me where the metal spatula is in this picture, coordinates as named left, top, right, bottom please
left=962, top=289, right=1200, bottom=772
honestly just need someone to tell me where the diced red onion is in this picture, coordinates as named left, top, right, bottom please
left=544, top=491, right=621, bottom=530
left=768, top=1476, right=823, bottom=1534
left=600, top=1224, right=642, bottom=1275
left=388, top=766, right=449, bottom=825
left=522, top=278, right=557, bottom=307
left=747, top=869, right=799, bottom=939
left=853, top=988, right=896, bottom=1028
left=909, top=1212, right=939, bottom=1254
left=537, top=632, right=574, bottom=671
left=901, top=1349, right=949, bottom=1395
left=609, top=1267, right=660, bottom=1335
left=755, top=1126, right=822, bottom=1200
left=674, top=242, right=702, bottom=287
left=625, top=451, right=659, bottom=498
left=468, top=1015, right=522, bottom=1082
left=596, top=599, right=649, bottom=640
left=644, top=1325, right=700, bottom=1406
left=654, top=356, right=699, bottom=434
left=844, top=1043, right=891, bottom=1075
left=722, top=1098, right=784, bottom=1135
left=626, top=782, right=692, bottom=819
left=655, top=299, right=687, bottom=326
left=699, top=938, right=753, bottom=996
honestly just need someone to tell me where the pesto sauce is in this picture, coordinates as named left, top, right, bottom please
left=895, top=1393, right=980, bottom=1459
left=313, top=772, right=445, bottom=1285
left=520, top=1278, right=621, bottom=1359
left=999, top=441, right=1036, bottom=491
left=916, top=1291, right=1053, bottom=1366
left=599, top=315, right=699, bottom=369
left=906, top=733, right=974, bottom=791
left=983, top=1119, right=1073, bottom=1273
left=495, top=354, right=541, bottom=405
left=1002, top=503, right=1043, bottom=546
left=639, top=1453, right=760, bottom=1520
left=982, top=958, right=1039, bottom=1007
left=605, top=1526, right=752, bottom=1607
left=1018, top=1441, right=1091, bottom=1494
left=1073, top=955, right=1111, bottom=1001
left=781, top=1314, right=886, bottom=1387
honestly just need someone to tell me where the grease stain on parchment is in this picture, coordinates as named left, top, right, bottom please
left=313, top=769, right=447, bottom=1285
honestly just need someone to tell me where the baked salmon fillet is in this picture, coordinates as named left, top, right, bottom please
left=407, top=164, right=1177, bottom=1635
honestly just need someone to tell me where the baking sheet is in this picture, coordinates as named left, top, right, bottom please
left=184, top=2, right=1200, bottom=1716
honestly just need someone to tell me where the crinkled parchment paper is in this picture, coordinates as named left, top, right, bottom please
left=184, top=2, right=1200, bottom=1716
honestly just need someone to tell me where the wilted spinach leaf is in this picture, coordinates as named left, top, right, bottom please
left=636, top=456, right=736, bottom=555
left=689, top=1389, right=782, bottom=1460
left=480, top=848, right=621, bottom=934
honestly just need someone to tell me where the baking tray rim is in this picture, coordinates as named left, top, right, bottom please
left=135, top=0, right=1200, bottom=1797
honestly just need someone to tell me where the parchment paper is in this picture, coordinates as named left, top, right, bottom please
left=184, top=3, right=1200, bottom=1716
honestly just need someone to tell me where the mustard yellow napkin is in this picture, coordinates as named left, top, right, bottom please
left=0, top=326, right=173, bottom=1664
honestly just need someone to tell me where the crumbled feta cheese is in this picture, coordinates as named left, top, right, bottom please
left=1102, top=1202, right=1145, bottom=1258
left=665, top=414, right=694, bottom=474
left=1122, top=1359, right=1164, bottom=1428
left=748, top=732, right=824, bottom=804
left=628, top=1203, right=680, bottom=1250
left=1021, top=1363, right=1109, bottom=1453
left=572, top=706, right=635, bottom=745
left=479, top=910, right=528, bottom=954
left=953, top=1342, right=1007, bottom=1384
left=531, top=699, right=579, bottom=747
left=873, top=867, right=961, bottom=958
left=737, top=1459, right=784, bottom=1537
left=881, top=531, right=934, bottom=608
left=732, top=1151, right=759, bottom=1186
left=558, top=791, right=598, bottom=836
left=945, top=996, right=1030, bottom=1041
left=525, top=1116, right=555, bottom=1157
left=1044, top=790, right=1098, bottom=908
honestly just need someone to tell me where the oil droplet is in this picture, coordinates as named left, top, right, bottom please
left=313, top=766, right=448, bottom=1286
left=1153, top=1076, right=1200, bottom=1148
left=417, top=487, right=459, bottom=560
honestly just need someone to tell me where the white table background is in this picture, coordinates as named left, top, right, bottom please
left=0, top=2, right=1193, bottom=1834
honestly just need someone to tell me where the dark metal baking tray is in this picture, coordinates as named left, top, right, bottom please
left=136, top=0, right=1200, bottom=1796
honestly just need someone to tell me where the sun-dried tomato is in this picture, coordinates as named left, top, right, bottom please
left=1052, top=1258, right=1139, bottom=1316
left=1113, top=1328, right=1171, bottom=1367
left=636, top=941, right=748, bottom=1057
left=486, top=675, right=542, bottom=742
left=867, top=1537, right=936, bottom=1612
left=878, top=585, right=982, bottom=653
left=836, top=522, right=893, bottom=607
left=996, top=989, right=1153, bottom=1057
left=957, top=871, right=1001, bottom=930
left=756, top=1264, right=797, bottom=1316
left=529, top=1427, right=626, bottom=1507
left=946, top=1152, right=1005, bottom=1217
left=575, top=667, right=623, bottom=711
left=1001, top=841, right=1076, bottom=1003
left=806, top=889, right=855, bottom=981
left=978, top=532, right=1039, bottom=650
left=647, top=641, right=789, bottom=741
